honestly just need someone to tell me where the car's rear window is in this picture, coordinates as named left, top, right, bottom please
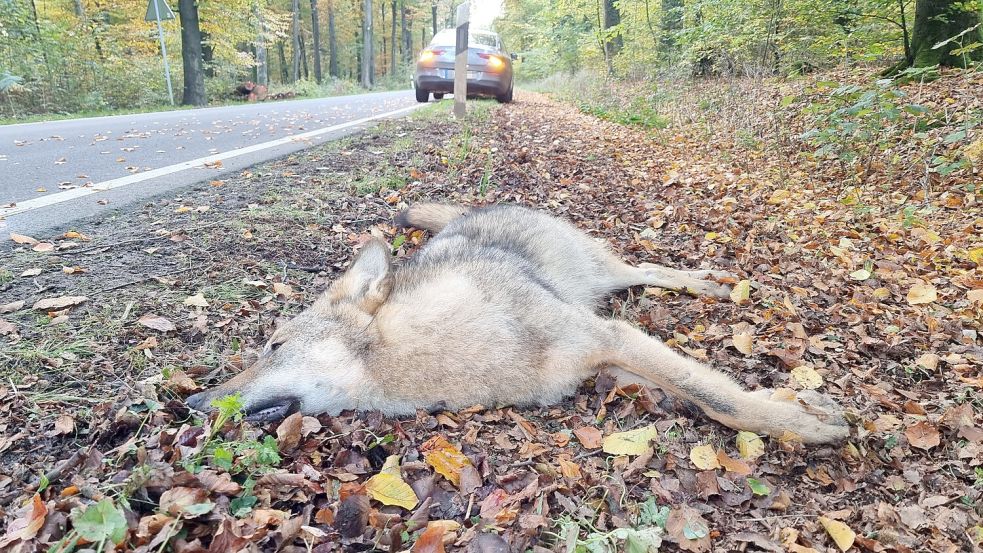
left=431, top=29, right=498, bottom=49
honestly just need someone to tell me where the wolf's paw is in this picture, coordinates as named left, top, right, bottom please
left=756, top=388, right=850, bottom=444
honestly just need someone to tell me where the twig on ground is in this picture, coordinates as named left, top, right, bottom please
left=95, top=266, right=194, bottom=294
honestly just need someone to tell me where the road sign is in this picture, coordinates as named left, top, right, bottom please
left=453, top=3, right=469, bottom=119
left=145, top=0, right=175, bottom=22
left=147, top=0, right=175, bottom=105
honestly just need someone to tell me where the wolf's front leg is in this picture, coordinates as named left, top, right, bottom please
left=596, top=320, right=849, bottom=444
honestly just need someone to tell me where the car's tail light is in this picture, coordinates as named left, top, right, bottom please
left=478, top=53, right=505, bottom=70
left=419, top=49, right=444, bottom=62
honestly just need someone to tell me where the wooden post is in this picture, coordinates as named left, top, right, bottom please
left=453, top=3, right=469, bottom=119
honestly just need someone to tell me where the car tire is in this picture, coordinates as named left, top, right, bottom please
left=496, top=83, right=513, bottom=104
left=433, top=93, right=445, bottom=100
left=415, top=87, right=430, bottom=103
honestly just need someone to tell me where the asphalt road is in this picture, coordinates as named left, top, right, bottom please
left=0, top=89, right=421, bottom=236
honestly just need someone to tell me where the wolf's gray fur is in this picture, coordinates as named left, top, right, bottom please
left=186, top=204, right=848, bottom=443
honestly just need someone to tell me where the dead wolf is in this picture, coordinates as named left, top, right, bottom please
left=186, top=204, right=849, bottom=444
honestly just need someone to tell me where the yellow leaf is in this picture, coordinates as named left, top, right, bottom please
left=872, top=287, right=891, bottom=300
left=732, top=332, right=753, bottom=355
left=968, top=247, right=983, bottom=265
left=790, top=365, right=823, bottom=390
left=689, top=444, right=720, bottom=470
left=819, top=516, right=856, bottom=552
left=767, top=189, right=790, bottom=204
left=736, top=431, right=764, bottom=460
left=365, top=461, right=418, bottom=510
left=730, top=280, right=751, bottom=304
left=906, top=283, right=937, bottom=305
left=421, top=436, right=472, bottom=486
left=601, top=425, right=659, bottom=455
left=175, top=206, right=191, bottom=213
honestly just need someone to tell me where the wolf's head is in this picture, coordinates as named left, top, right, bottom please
left=185, top=239, right=392, bottom=423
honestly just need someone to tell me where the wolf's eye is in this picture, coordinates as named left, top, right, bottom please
left=269, top=341, right=283, bottom=353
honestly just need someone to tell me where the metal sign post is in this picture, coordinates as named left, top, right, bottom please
left=146, top=0, right=176, bottom=105
left=453, top=3, right=469, bottom=119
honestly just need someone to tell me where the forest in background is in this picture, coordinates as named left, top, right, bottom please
left=0, top=0, right=473, bottom=117
left=1, top=0, right=982, bottom=117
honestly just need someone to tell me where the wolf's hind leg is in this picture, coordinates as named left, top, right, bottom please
left=594, top=319, right=849, bottom=444
left=602, top=259, right=734, bottom=298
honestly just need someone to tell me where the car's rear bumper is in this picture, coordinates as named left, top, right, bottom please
left=415, top=69, right=510, bottom=97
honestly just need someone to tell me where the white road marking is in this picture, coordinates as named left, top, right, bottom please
left=1, top=103, right=423, bottom=218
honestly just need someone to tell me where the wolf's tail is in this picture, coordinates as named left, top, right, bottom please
left=395, top=203, right=469, bottom=232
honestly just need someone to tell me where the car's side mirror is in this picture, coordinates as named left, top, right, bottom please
left=510, top=53, right=518, bottom=61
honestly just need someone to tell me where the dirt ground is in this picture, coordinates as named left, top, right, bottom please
left=0, top=80, right=980, bottom=552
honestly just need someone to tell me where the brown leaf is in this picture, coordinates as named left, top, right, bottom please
left=138, top=313, right=176, bottom=332
left=0, top=301, right=25, bottom=314
left=53, top=414, right=75, bottom=435
left=276, top=412, right=303, bottom=452
left=256, top=472, right=308, bottom=487
left=905, top=421, right=941, bottom=450
left=334, top=494, right=369, bottom=538
left=10, top=232, right=39, bottom=245
left=196, top=470, right=242, bottom=495
left=573, top=425, right=603, bottom=449
left=159, top=487, right=210, bottom=516
left=0, top=493, right=47, bottom=546
left=32, top=295, right=88, bottom=311
left=32, top=242, right=54, bottom=252
left=411, top=524, right=446, bottom=553
left=666, top=505, right=711, bottom=552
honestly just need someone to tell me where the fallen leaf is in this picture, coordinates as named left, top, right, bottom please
left=0, top=494, right=46, bottom=546
left=412, top=524, right=446, bottom=553
left=689, top=444, right=720, bottom=470
left=32, top=242, right=55, bottom=252
left=819, top=516, right=856, bottom=552
left=666, top=505, right=711, bottom=552
left=747, top=478, right=771, bottom=496
left=790, top=365, right=823, bottom=389
left=32, top=295, right=88, bottom=311
left=54, top=414, right=75, bottom=434
left=159, top=487, right=210, bottom=516
left=730, top=280, right=751, bottom=304
left=905, top=421, right=941, bottom=450
left=183, top=293, right=209, bottom=308
left=276, top=412, right=304, bottom=452
left=0, top=300, right=24, bottom=313
left=732, top=332, right=753, bottom=355
left=573, top=426, right=603, bottom=449
left=906, top=283, right=937, bottom=305
left=420, top=435, right=472, bottom=486
left=138, top=313, right=176, bottom=332
left=915, top=353, right=939, bottom=371
left=602, top=425, right=659, bottom=455
left=365, top=456, right=418, bottom=510
left=716, top=450, right=751, bottom=475
left=10, top=233, right=38, bottom=245
left=21, top=268, right=42, bottom=277
left=736, top=431, right=765, bottom=460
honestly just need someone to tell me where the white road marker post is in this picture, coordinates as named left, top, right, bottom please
left=145, top=0, right=176, bottom=106
left=453, top=3, right=469, bottom=119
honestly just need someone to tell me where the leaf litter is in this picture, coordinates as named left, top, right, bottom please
left=0, top=70, right=981, bottom=552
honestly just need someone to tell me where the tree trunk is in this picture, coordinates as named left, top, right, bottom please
left=391, top=1, right=398, bottom=74
left=328, top=0, right=338, bottom=77
left=362, top=0, right=373, bottom=87
left=403, top=5, right=413, bottom=63
left=602, top=0, right=623, bottom=60
left=277, top=41, right=289, bottom=82
left=299, top=26, right=310, bottom=79
left=910, top=0, right=983, bottom=67
left=431, top=2, right=437, bottom=36
left=178, top=0, right=207, bottom=106
left=381, top=1, right=387, bottom=75
left=310, top=0, right=323, bottom=83
left=291, top=0, right=301, bottom=82
left=254, top=1, right=269, bottom=86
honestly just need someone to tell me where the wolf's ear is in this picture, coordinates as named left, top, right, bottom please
left=324, top=239, right=393, bottom=313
